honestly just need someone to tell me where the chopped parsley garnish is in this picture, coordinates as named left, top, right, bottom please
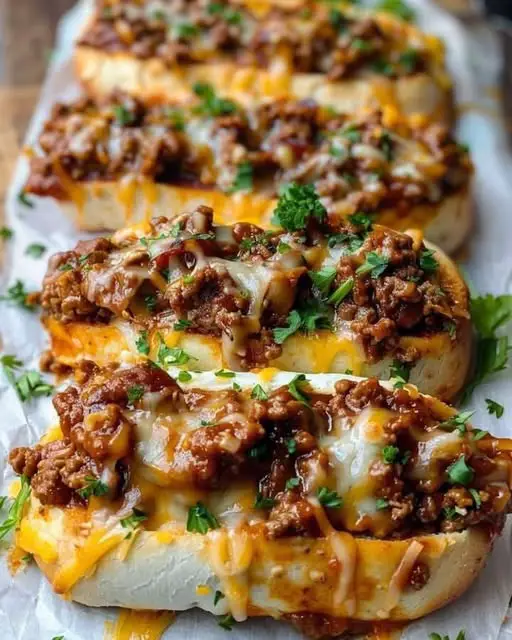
left=14, top=371, right=54, bottom=402
left=77, top=476, right=109, bottom=500
left=0, top=475, right=31, bottom=541
left=382, top=445, right=400, bottom=464
left=472, top=429, right=488, bottom=441
left=317, top=487, right=343, bottom=508
left=0, top=354, right=22, bottom=385
left=288, top=374, right=310, bottom=406
left=328, top=8, right=347, bottom=31
left=232, top=382, right=242, bottom=392
left=327, top=232, right=364, bottom=254
left=174, top=319, right=192, bottom=331
left=308, top=267, right=337, bottom=295
left=443, top=506, right=465, bottom=520
left=193, top=83, right=237, bottom=117
left=355, top=252, right=389, bottom=278
left=439, top=410, right=474, bottom=435
left=113, top=104, right=135, bottom=126
left=207, top=2, right=242, bottom=25
left=135, top=330, right=150, bottom=355
left=379, top=131, right=394, bottom=161
left=419, top=249, right=439, bottom=273
left=0, top=280, right=37, bottom=311
left=461, top=294, right=512, bottom=402
left=446, top=456, right=474, bottom=486
left=273, top=302, right=331, bottom=344
left=375, top=498, right=389, bottom=510
left=182, top=274, right=195, bottom=285
left=272, top=183, right=326, bottom=231
left=277, top=241, right=291, bottom=254
left=285, top=477, right=300, bottom=490
left=215, top=369, right=236, bottom=378
left=351, top=38, right=372, bottom=52
left=399, top=48, right=420, bottom=72
left=228, top=161, right=253, bottom=193
left=286, top=438, right=297, bottom=455
left=218, top=614, right=235, bottom=631
left=178, top=371, right=192, bottom=383
left=240, top=230, right=273, bottom=252
left=376, top=0, right=415, bottom=22
left=25, top=243, right=46, bottom=258
left=254, top=493, right=276, bottom=509
left=469, top=488, right=481, bottom=509
left=157, top=333, right=196, bottom=367
left=174, top=22, right=200, bottom=39
left=17, top=190, right=34, bottom=208
left=164, top=107, right=186, bottom=131
left=214, top=590, right=225, bottom=606
left=127, top=384, right=145, bottom=406
left=120, top=508, right=147, bottom=535
left=348, top=211, right=374, bottom=231
left=144, top=294, right=157, bottom=312
left=429, top=631, right=466, bottom=640
left=340, top=124, right=362, bottom=144
left=389, top=360, right=411, bottom=389
left=0, top=226, right=13, bottom=239
left=486, top=398, right=504, bottom=418
left=247, top=441, right=269, bottom=460
left=186, top=501, right=219, bottom=534
left=251, top=384, right=268, bottom=401
left=328, top=277, right=354, bottom=306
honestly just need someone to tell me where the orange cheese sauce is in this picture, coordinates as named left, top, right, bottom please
left=105, top=610, right=175, bottom=640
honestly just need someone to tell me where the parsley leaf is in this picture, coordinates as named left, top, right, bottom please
left=486, top=398, right=504, bottom=418
left=375, top=497, right=389, bottom=510
left=471, top=294, right=512, bottom=339
left=439, top=410, right=474, bottom=435
left=120, top=508, right=147, bottom=535
left=0, top=354, right=22, bottom=385
left=356, top=252, right=390, bottom=278
left=308, top=267, right=337, bottom=295
left=15, top=371, right=54, bottom=402
left=174, top=319, right=192, bottom=331
left=25, top=243, right=46, bottom=258
left=382, top=445, right=400, bottom=464
left=376, top=0, right=415, bottom=22
left=288, top=374, right=310, bottom=406
left=227, top=161, right=253, bottom=193
left=164, top=107, right=186, bottom=131
left=286, top=438, right=297, bottom=455
left=214, top=590, right=225, bottom=606
left=178, top=370, right=192, bottom=383
left=187, top=501, right=219, bottom=534
left=254, top=493, right=276, bottom=509
left=389, top=360, right=411, bottom=389
left=328, top=277, right=354, bottom=305
left=218, top=614, right=235, bottom=631
left=348, top=212, right=374, bottom=231
left=127, top=384, right=145, bottom=406
left=77, top=476, right=109, bottom=500
left=446, top=456, right=474, bottom=486
left=251, top=384, right=268, bottom=401
left=193, top=83, right=237, bottom=117
left=272, top=183, right=326, bottom=231
left=317, top=487, right=343, bottom=508
left=286, top=477, right=300, bottom=490
left=207, top=2, right=242, bottom=25
left=17, top=190, right=34, bottom=208
left=419, top=249, right=439, bottom=273
left=135, top=330, right=150, bottom=355
left=0, top=475, right=31, bottom=541
left=273, top=303, right=331, bottom=345
left=0, top=280, right=37, bottom=311
left=215, top=369, right=236, bottom=378
left=157, top=333, right=196, bottom=367
left=173, top=22, right=200, bottom=39
left=113, top=104, right=135, bottom=126
left=0, top=226, right=13, bottom=240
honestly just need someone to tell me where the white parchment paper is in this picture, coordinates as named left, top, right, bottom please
left=0, top=0, right=511, bottom=638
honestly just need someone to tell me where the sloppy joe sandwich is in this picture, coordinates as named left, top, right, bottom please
left=40, top=205, right=471, bottom=401
left=9, top=364, right=511, bottom=635
left=25, top=94, right=472, bottom=252
left=75, top=0, right=453, bottom=121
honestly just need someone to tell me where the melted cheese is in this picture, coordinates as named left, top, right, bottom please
left=106, top=610, right=175, bottom=640
left=52, top=528, right=125, bottom=593
left=17, top=520, right=59, bottom=564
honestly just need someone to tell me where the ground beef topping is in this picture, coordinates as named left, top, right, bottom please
left=78, top=0, right=431, bottom=79
left=26, top=93, right=471, bottom=204
left=9, top=371, right=511, bottom=545
left=40, top=204, right=469, bottom=367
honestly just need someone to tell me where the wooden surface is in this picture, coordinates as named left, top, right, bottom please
left=0, top=0, right=75, bottom=222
